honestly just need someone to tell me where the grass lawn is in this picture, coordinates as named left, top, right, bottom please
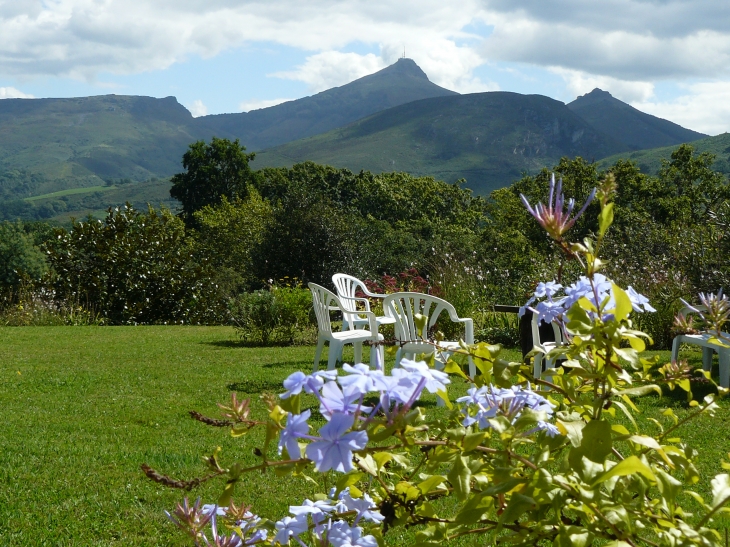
left=1, top=326, right=729, bottom=546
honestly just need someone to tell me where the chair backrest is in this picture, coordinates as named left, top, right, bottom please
left=309, top=283, right=339, bottom=334
left=309, top=282, right=361, bottom=334
left=383, top=292, right=460, bottom=342
left=530, top=313, right=564, bottom=347
left=332, top=274, right=370, bottom=313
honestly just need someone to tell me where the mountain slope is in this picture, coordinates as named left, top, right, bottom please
left=193, top=58, right=457, bottom=150
left=597, top=132, right=730, bottom=175
left=568, top=89, right=706, bottom=151
left=254, top=91, right=629, bottom=195
left=0, top=94, right=197, bottom=200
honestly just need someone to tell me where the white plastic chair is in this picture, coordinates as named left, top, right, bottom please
left=671, top=305, right=730, bottom=388
left=530, top=314, right=565, bottom=380
left=332, top=274, right=396, bottom=331
left=309, top=282, right=384, bottom=371
left=383, top=292, right=475, bottom=377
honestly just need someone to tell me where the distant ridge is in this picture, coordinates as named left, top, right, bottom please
left=255, top=91, right=628, bottom=195
left=193, top=58, right=458, bottom=150
left=567, top=88, right=706, bottom=151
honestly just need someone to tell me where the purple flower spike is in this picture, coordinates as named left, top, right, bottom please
left=520, top=173, right=596, bottom=239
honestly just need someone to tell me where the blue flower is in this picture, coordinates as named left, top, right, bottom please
left=272, top=514, right=308, bottom=545
left=319, top=381, right=367, bottom=420
left=305, top=413, right=368, bottom=473
left=278, top=410, right=310, bottom=459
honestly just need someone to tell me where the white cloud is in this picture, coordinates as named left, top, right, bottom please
left=632, top=82, right=730, bottom=136
left=188, top=99, right=208, bottom=117
left=551, top=68, right=655, bottom=103
left=271, top=52, right=386, bottom=93
left=239, top=98, right=294, bottom=112
left=0, top=86, right=34, bottom=99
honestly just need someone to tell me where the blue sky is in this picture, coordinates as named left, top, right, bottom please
left=1, top=0, right=729, bottom=134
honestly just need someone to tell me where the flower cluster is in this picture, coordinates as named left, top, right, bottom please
left=166, top=498, right=267, bottom=546
left=520, top=173, right=596, bottom=240
left=273, top=488, right=383, bottom=547
left=456, top=384, right=560, bottom=437
left=520, top=273, right=655, bottom=324
left=279, top=361, right=450, bottom=472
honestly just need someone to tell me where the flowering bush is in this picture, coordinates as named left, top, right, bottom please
left=146, top=173, right=730, bottom=546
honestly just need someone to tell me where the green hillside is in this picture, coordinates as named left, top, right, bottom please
left=193, top=58, right=457, bottom=150
left=567, top=88, right=706, bottom=151
left=597, top=132, right=730, bottom=175
left=254, top=91, right=629, bottom=195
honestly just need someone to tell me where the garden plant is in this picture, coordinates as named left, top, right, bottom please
left=145, top=172, right=730, bottom=547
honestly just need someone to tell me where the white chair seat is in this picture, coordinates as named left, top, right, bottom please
left=309, top=282, right=384, bottom=371
left=671, top=332, right=730, bottom=388
left=383, top=292, right=475, bottom=377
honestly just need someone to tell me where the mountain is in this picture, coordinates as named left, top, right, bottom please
left=254, top=91, right=629, bottom=195
left=596, top=132, right=730, bottom=175
left=192, top=58, right=457, bottom=150
left=0, top=94, right=197, bottom=201
left=567, top=89, right=706, bottom=151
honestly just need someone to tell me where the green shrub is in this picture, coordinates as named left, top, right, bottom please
left=230, top=282, right=314, bottom=345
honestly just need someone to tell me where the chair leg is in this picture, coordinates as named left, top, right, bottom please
left=313, top=338, right=325, bottom=372
left=468, top=357, right=476, bottom=378
left=353, top=342, right=363, bottom=364
left=394, top=348, right=402, bottom=368
left=702, top=346, right=714, bottom=372
left=533, top=354, right=543, bottom=381
left=328, top=342, right=343, bottom=370
left=719, top=350, right=730, bottom=388
left=671, top=336, right=681, bottom=363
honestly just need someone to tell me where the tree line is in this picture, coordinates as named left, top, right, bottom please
left=1, top=137, right=728, bottom=348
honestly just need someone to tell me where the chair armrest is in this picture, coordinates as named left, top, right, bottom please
left=359, top=286, right=386, bottom=299
left=455, top=317, right=474, bottom=344
left=339, top=296, right=372, bottom=312
left=350, top=310, right=379, bottom=337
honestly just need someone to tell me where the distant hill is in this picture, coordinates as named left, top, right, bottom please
left=254, top=91, right=629, bottom=195
left=193, top=58, right=457, bottom=150
left=0, top=94, right=197, bottom=201
left=597, top=132, right=730, bottom=176
left=567, top=89, right=706, bottom=151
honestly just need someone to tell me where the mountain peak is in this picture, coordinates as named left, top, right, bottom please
left=377, top=58, right=430, bottom=80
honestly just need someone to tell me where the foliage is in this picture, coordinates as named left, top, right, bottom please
left=45, top=204, right=220, bottom=324
left=170, top=137, right=257, bottom=225
left=192, top=191, right=274, bottom=295
left=0, top=220, right=48, bottom=294
left=148, top=173, right=730, bottom=547
left=230, top=281, right=314, bottom=345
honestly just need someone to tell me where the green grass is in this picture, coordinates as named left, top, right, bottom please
left=24, top=185, right=114, bottom=202
left=0, top=327, right=728, bottom=545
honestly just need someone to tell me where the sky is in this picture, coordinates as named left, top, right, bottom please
left=1, top=0, right=730, bottom=135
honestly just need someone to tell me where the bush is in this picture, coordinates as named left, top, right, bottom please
left=230, top=281, right=314, bottom=345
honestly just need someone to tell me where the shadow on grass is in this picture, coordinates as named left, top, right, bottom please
left=203, top=339, right=303, bottom=348
left=659, top=377, right=719, bottom=407
left=228, top=379, right=288, bottom=393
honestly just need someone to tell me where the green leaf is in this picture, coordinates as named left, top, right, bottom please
left=711, top=474, right=730, bottom=509
left=414, top=313, right=428, bottom=338
left=278, top=394, right=301, bottom=415
left=462, top=431, right=487, bottom=453
left=455, top=493, right=491, bottom=524
left=499, top=493, right=536, bottom=524
left=447, top=455, right=471, bottom=501
left=615, top=385, right=662, bottom=397
left=335, top=472, right=364, bottom=496
left=555, top=526, right=593, bottom=547
left=592, top=455, right=656, bottom=486
left=417, top=475, right=447, bottom=495
left=557, top=418, right=585, bottom=447
left=599, top=202, right=614, bottom=236
left=372, top=452, right=393, bottom=472
left=611, top=283, right=632, bottom=322
left=580, top=420, right=613, bottom=463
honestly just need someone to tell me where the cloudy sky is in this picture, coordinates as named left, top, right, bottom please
left=1, top=0, right=729, bottom=135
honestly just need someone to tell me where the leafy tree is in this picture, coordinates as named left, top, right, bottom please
left=0, top=221, right=48, bottom=293
left=46, top=205, right=219, bottom=324
left=170, top=137, right=256, bottom=224
left=192, top=190, right=274, bottom=294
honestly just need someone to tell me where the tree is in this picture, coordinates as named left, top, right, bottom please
left=0, top=221, right=48, bottom=294
left=170, top=137, right=256, bottom=225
